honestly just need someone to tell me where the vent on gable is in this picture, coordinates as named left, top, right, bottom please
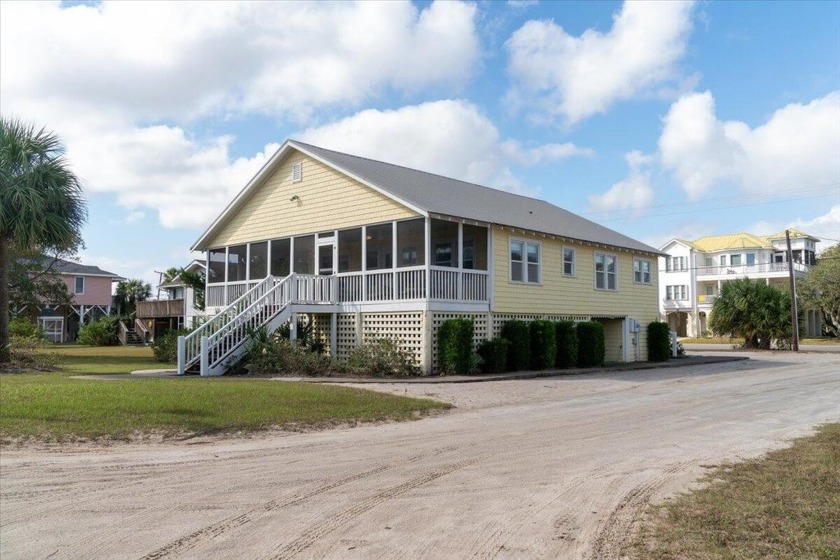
left=292, top=162, right=302, bottom=183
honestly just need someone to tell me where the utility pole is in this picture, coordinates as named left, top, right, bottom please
left=786, top=230, right=799, bottom=351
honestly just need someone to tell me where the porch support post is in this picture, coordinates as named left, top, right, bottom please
left=330, top=313, right=337, bottom=358
left=177, top=336, right=186, bottom=375
left=424, top=217, right=431, bottom=300
left=420, top=310, right=433, bottom=375
left=361, top=226, right=367, bottom=302
left=200, top=336, right=208, bottom=376
left=392, top=221, right=398, bottom=301
left=355, top=311, right=363, bottom=347
left=457, top=222, right=463, bottom=301
left=290, top=312, right=297, bottom=341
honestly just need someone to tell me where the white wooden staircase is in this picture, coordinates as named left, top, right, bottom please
left=177, top=274, right=334, bottom=376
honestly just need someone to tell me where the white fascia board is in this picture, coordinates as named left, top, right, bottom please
left=191, top=141, right=296, bottom=251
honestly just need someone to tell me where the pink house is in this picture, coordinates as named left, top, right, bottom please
left=29, top=257, right=124, bottom=342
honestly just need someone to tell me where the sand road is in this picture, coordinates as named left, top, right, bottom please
left=1, top=352, right=838, bottom=559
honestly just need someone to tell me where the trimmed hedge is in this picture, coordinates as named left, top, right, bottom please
left=77, top=316, right=119, bottom=346
left=647, top=321, right=672, bottom=362
left=501, top=320, right=531, bottom=371
left=477, top=338, right=509, bottom=374
left=576, top=321, right=605, bottom=367
left=555, top=321, right=578, bottom=368
left=438, top=318, right=475, bottom=375
left=530, top=320, right=557, bottom=369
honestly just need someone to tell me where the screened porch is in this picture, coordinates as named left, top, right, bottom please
left=205, top=217, right=490, bottom=308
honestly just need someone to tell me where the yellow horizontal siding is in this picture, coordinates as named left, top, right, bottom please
left=492, top=228, right=659, bottom=360
left=208, top=152, right=419, bottom=247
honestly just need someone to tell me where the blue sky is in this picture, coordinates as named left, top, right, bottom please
left=2, top=0, right=838, bottom=288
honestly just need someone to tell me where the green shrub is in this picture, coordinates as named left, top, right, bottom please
left=438, top=318, right=475, bottom=375
left=246, top=336, right=335, bottom=376
left=77, top=316, right=119, bottom=346
left=346, top=338, right=420, bottom=377
left=529, top=320, right=556, bottom=370
left=647, top=321, right=672, bottom=362
left=5, top=335, right=57, bottom=371
left=555, top=321, right=578, bottom=368
left=9, top=317, right=42, bottom=339
left=576, top=321, right=605, bottom=367
left=152, top=328, right=191, bottom=363
left=501, top=320, right=531, bottom=371
left=477, top=338, right=509, bottom=374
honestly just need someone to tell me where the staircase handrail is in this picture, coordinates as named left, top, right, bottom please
left=179, top=274, right=286, bottom=373
left=202, top=275, right=295, bottom=373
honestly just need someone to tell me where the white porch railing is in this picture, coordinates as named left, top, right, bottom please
left=209, top=267, right=488, bottom=307
left=696, top=262, right=810, bottom=277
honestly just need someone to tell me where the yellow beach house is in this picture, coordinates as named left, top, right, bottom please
left=180, top=140, right=662, bottom=375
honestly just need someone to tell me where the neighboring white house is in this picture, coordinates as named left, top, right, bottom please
left=659, top=230, right=821, bottom=337
left=135, top=260, right=207, bottom=342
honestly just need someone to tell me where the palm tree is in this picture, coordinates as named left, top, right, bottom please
left=0, top=118, right=86, bottom=362
left=115, top=279, right=152, bottom=317
left=709, top=278, right=793, bottom=349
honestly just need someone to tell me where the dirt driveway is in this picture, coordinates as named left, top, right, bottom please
left=2, top=352, right=838, bottom=559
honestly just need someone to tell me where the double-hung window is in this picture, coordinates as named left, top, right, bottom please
left=510, top=240, right=540, bottom=283
left=634, top=258, right=651, bottom=284
left=595, top=253, right=617, bottom=290
left=74, top=276, right=84, bottom=295
left=563, top=247, right=575, bottom=276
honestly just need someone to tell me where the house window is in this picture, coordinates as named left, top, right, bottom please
left=704, top=256, right=713, bottom=267
left=74, top=276, right=84, bottom=295
left=248, top=242, right=268, bottom=280
left=208, top=248, right=226, bottom=283
left=720, top=255, right=727, bottom=266
left=365, top=223, right=392, bottom=270
left=667, top=256, right=686, bottom=271
left=462, top=224, right=488, bottom=270
left=510, top=239, right=540, bottom=283
left=563, top=247, right=575, bottom=276
left=397, top=219, right=425, bottom=267
left=270, top=238, right=291, bottom=277
left=227, top=244, right=247, bottom=282
left=431, top=219, right=458, bottom=267
left=634, top=259, right=651, bottom=284
left=338, top=228, right=362, bottom=272
left=730, top=254, right=742, bottom=266
left=746, top=253, right=755, bottom=266
left=666, top=285, right=687, bottom=300
left=293, top=235, right=315, bottom=274
left=595, top=253, right=617, bottom=290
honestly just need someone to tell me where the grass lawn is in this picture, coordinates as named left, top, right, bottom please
left=0, top=345, right=450, bottom=442
left=631, top=423, right=840, bottom=559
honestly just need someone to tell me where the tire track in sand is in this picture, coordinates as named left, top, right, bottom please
left=264, top=458, right=481, bottom=560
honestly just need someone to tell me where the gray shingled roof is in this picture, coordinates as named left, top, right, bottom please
left=37, top=256, right=124, bottom=279
left=292, top=140, right=661, bottom=255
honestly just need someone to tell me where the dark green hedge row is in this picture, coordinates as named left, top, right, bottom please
left=576, top=321, right=605, bottom=367
left=438, top=318, right=475, bottom=374
left=647, top=321, right=672, bottom=362
left=530, top=320, right=556, bottom=370
left=555, top=320, right=578, bottom=368
left=477, top=338, right=509, bottom=373
left=501, top=320, right=531, bottom=371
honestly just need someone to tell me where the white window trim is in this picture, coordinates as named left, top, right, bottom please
left=594, top=253, right=618, bottom=291
left=633, top=258, right=652, bottom=285
left=509, top=238, right=542, bottom=285
left=74, top=276, right=85, bottom=295
left=562, top=246, right=576, bottom=277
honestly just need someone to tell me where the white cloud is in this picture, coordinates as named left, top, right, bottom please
left=587, top=150, right=655, bottom=214
left=505, top=0, right=695, bottom=124
left=298, top=100, right=592, bottom=194
left=744, top=206, right=840, bottom=252
left=1, top=1, right=480, bottom=123
left=660, top=90, right=840, bottom=200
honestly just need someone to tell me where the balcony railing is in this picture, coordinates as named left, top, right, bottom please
left=206, top=267, right=489, bottom=308
left=696, top=262, right=809, bottom=276
left=136, top=299, right=185, bottom=318
left=696, top=294, right=717, bottom=305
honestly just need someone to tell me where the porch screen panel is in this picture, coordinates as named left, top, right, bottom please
left=249, top=242, right=268, bottom=280
left=397, top=219, right=425, bottom=267
left=338, top=228, right=362, bottom=273
left=227, top=245, right=247, bottom=282
left=293, top=235, right=315, bottom=274
left=208, top=249, right=226, bottom=283
left=366, top=223, right=393, bottom=270
left=462, top=224, right=488, bottom=270
left=270, top=238, right=291, bottom=277
left=431, top=219, right=458, bottom=267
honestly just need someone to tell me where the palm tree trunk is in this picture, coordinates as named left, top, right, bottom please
left=0, top=236, right=10, bottom=363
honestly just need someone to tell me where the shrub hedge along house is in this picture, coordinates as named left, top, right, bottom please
left=181, top=140, right=662, bottom=375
